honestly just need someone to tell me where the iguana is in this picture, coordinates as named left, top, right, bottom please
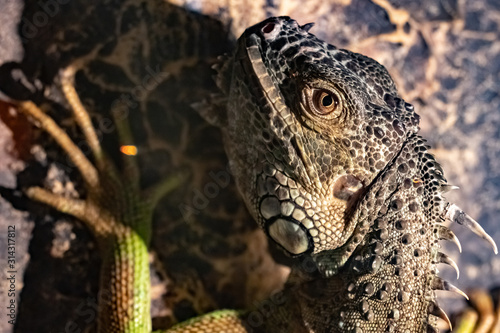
left=12, top=16, right=497, bottom=333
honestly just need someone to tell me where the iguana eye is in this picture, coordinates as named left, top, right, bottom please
left=304, top=88, right=342, bottom=118
left=312, top=89, right=339, bottom=114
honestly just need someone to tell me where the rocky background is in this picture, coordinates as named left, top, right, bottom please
left=0, top=0, right=499, bottom=332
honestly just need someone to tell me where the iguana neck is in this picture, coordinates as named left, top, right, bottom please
left=245, top=135, right=446, bottom=332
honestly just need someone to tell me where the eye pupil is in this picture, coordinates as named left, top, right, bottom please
left=304, top=88, right=342, bottom=117
left=322, top=94, right=333, bottom=107
left=314, top=90, right=339, bottom=114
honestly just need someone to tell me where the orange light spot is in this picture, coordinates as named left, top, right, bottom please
left=412, top=178, right=422, bottom=183
left=120, top=145, right=137, bottom=156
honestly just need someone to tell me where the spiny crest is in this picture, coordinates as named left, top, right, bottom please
left=426, top=203, right=497, bottom=328
left=414, top=141, right=497, bottom=329
left=190, top=54, right=232, bottom=128
left=212, top=53, right=232, bottom=95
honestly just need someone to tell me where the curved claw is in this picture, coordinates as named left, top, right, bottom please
left=438, top=225, right=462, bottom=253
left=435, top=252, right=460, bottom=279
left=440, top=184, right=459, bottom=193
left=429, top=300, right=452, bottom=330
left=431, top=276, right=468, bottom=300
left=446, top=204, right=498, bottom=254
left=451, top=232, right=463, bottom=254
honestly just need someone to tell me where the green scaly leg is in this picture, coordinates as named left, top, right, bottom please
left=18, top=67, right=183, bottom=332
left=19, top=67, right=251, bottom=333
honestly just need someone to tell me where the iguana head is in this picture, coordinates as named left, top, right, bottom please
left=200, top=16, right=497, bottom=332
left=206, top=16, right=420, bottom=258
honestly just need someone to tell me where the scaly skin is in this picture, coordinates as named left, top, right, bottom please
left=200, top=17, right=497, bottom=332
left=16, top=17, right=496, bottom=333
left=17, top=68, right=184, bottom=333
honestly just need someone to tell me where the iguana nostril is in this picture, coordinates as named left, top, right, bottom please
left=262, top=23, right=275, bottom=34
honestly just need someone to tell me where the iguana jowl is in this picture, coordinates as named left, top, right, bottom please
left=201, top=16, right=498, bottom=332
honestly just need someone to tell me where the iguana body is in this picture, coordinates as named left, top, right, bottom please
left=12, top=16, right=496, bottom=333
left=181, top=16, right=497, bottom=332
